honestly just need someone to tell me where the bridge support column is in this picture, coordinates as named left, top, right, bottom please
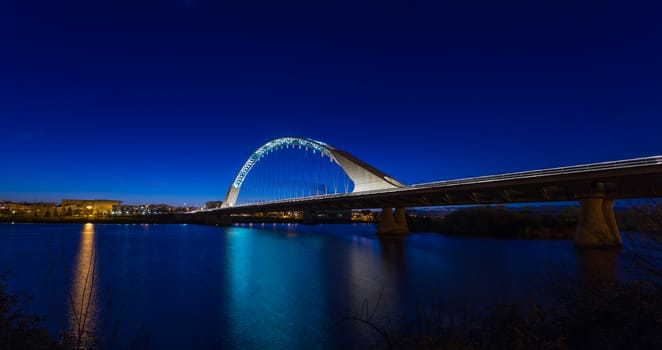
left=394, top=208, right=409, bottom=233
left=575, top=197, right=622, bottom=248
left=378, top=207, right=409, bottom=235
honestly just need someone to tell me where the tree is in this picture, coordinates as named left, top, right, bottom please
left=559, top=205, right=579, bottom=223
left=0, top=272, right=60, bottom=349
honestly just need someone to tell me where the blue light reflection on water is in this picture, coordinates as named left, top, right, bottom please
left=0, top=223, right=627, bottom=348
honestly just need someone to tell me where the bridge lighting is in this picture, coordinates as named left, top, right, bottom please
left=222, top=137, right=405, bottom=208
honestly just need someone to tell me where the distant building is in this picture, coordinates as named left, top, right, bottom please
left=352, top=209, right=375, bottom=222
left=61, top=199, right=122, bottom=216
left=0, top=201, right=58, bottom=217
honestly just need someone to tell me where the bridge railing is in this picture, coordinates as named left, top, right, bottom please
left=204, top=155, right=662, bottom=211
left=412, top=156, right=662, bottom=189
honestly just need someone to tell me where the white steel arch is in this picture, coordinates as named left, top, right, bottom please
left=221, top=137, right=405, bottom=207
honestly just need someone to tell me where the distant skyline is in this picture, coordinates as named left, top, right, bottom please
left=2, top=0, right=661, bottom=206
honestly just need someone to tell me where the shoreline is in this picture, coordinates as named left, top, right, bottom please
left=0, top=216, right=576, bottom=240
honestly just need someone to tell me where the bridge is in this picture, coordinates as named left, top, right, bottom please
left=197, top=137, right=662, bottom=248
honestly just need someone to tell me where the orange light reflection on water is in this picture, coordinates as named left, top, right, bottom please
left=69, top=223, right=99, bottom=346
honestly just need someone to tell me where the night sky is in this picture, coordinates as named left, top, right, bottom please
left=2, top=0, right=661, bottom=205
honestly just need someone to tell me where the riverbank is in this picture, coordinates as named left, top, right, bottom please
left=2, top=204, right=644, bottom=240
left=1, top=206, right=576, bottom=239
left=0, top=213, right=355, bottom=226
left=408, top=206, right=576, bottom=239
left=0, top=215, right=181, bottom=224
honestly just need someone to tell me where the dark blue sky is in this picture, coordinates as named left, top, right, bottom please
left=2, top=0, right=661, bottom=205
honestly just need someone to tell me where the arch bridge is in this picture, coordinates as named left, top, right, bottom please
left=202, top=137, right=662, bottom=248
left=221, top=137, right=405, bottom=208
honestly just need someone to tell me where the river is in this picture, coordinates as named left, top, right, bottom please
left=0, top=222, right=628, bottom=348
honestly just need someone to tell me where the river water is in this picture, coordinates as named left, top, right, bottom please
left=0, top=223, right=628, bottom=348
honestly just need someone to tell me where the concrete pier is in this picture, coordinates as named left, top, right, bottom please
left=575, top=197, right=622, bottom=248
left=378, top=207, right=410, bottom=235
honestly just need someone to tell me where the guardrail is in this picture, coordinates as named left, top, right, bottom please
left=412, top=155, right=662, bottom=188
left=204, top=155, right=662, bottom=211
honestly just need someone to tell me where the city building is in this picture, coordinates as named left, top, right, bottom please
left=61, top=199, right=122, bottom=216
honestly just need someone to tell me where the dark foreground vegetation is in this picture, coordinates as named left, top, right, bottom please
left=3, top=271, right=661, bottom=349
left=340, top=278, right=662, bottom=349
left=0, top=273, right=60, bottom=349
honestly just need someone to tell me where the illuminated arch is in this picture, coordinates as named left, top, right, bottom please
left=222, top=137, right=405, bottom=207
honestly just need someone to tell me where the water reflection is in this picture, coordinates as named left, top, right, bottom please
left=223, top=226, right=328, bottom=348
left=2, top=223, right=650, bottom=349
left=575, top=248, right=621, bottom=284
left=378, top=236, right=407, bottom=273
left=68, top=223, right=99, bottom=346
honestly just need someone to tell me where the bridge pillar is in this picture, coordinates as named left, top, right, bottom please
left=575, top=197, right=622, bottom=248
left=378, top=207, right=409, bottom=235
left=602, top=199, right=622, bottom=245
left=394, top=207, right=409, bottom=233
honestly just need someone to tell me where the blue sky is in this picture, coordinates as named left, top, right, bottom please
left=1, top=0, right=661, bottom=205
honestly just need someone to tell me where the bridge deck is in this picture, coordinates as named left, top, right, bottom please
left=207, top=155, right=662, bottom=213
